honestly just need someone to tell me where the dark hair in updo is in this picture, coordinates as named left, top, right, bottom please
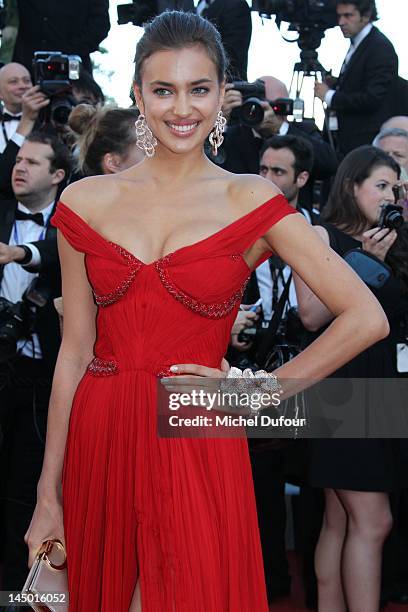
left=134, top=11, right=227, bottom=86
left=69, top=104, right=140, bottom=176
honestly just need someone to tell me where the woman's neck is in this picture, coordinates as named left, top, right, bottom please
left=141, top=145, right=213, bottom=185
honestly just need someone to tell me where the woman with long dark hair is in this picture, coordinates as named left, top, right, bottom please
left=296, top=145, right=408, bottom=612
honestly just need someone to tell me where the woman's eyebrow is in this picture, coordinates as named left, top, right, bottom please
left=149, top=78, right=214, bottom=87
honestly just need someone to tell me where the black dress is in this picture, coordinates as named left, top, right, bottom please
left=307, top=223, right=408, bottom=492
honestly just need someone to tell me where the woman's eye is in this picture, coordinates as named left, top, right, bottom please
left=192, top=87, right=209, bottom=95
left=153, top=88, right=171, bottom=96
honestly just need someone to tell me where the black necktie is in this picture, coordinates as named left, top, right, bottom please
left=2, top=112, right=22, bottom=122
left=15, top=210, right=44, bottom=226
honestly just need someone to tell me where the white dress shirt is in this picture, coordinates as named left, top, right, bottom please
left=0, top=106, right=26, bottom=153
left=255, top=207, right=314, bottom=321
left=325, top=23, right=373, bottom=108
left=0, top=200, right=55, bottom=358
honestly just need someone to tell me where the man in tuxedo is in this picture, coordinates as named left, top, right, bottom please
left=0, top=62, right=33, bottom=152
left=315, top=0, right=398, bottom=157
left=12, top=0, right=110, bottom=75
left=0, top=132, right=71, bottom=592
left=0, top=66, right=49, bottom=198
left=220, top=76, right=338, bottom=208
left=229, top=135, right=316, bottom=605
left=197, top=0, right=252, bottom=80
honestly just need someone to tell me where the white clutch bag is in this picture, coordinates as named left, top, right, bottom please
left=21, top=539, right=68, bottom=612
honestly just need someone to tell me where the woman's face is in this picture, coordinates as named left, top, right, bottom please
left=353, top=165, right=399, bottom=226
left=133, top=45, right=224, bottom=155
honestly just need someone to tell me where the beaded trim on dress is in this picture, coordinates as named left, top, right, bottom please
left=93, top=243, right=142, bottom=307
left=155, top=254, right=250, bottom=318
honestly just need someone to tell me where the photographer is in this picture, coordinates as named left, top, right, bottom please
left=0, top=62, right=40, bottom=151
left=0, top=132, right=71, bottom=592
left=0, top=78, right=50, bottom=198
left=220, top=76, right=338, bottom=209
left=230, top=135, right=315, bottom=605
left=294, top=146, right=408, bottom=611
left=71, top=69, right=105, bottom=107
left=315, top=0, right=398, bottom=157
left=231, top=134, right=316, bottom=358
left=0, top=62, right=51, bottom=199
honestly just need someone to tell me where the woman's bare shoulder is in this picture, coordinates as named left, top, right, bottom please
left=59, top=175, right=122, bottom=221
left=227, top=174, right=283, bottom=216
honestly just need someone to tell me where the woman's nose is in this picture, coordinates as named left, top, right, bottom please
left=384, top=187, right=396, bottom=202
left=173, top=94, right=191, bottom=117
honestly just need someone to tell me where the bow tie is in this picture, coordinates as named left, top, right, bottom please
left=15, top=209, right=44, bottom=226
left=2, top=112, right=22, bottom=122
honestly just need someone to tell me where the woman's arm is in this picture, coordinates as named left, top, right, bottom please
left=292, top=225, right=335, bottom=332
left=262, top=213, right=389, bottom=388
left=37, top=232, right=96, bottom=502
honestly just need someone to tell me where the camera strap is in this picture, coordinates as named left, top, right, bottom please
left=256, top=272, right=292, bottom=367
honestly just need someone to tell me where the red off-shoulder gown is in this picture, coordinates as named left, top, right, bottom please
left=51, top=195, right=295, bottom=611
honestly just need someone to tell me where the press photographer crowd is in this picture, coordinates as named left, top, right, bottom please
left=0, top=0, right=407, bottom=610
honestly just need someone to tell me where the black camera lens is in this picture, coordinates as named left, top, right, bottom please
left=240, top=97, right=265, bottom=126
left=378, top=203, right=404, bottom=230
left=382, top=209, right=404, bottom=230
left=50, top=98, right=75, bottom=125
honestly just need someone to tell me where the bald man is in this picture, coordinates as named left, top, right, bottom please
left=374, top=128, right=408, bottom=182
left=0, top=63, right=32, bottom=152
left=219, top=75, right=338, bottom=208
left=0, top=63, right=49, bottom=198
left=382, top=116, right=408, bottom=134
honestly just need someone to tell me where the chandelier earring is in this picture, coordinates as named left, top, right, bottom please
left=209, top=110, right=226, bottom=157
left=135, top=114, right=157, bottom=158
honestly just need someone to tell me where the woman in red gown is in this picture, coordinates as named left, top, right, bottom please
left=25, top=11, right=388, bottom=611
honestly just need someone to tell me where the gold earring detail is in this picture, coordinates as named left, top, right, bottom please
left=209, top=110, right=226, bottom=156
left=135, top=114, right=157, bottom=158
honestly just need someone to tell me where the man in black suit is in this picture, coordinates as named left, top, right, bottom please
left=197, top=0, right=252, bottom=80
left=0, top=132, right=71, bottom=592
left=12, top=0, right=110, bottom=75
left=219, top=76, right=338, bottom=208
left=229, top=135, right=317, bottom=605
left=315, top=0, right=398, bottom=157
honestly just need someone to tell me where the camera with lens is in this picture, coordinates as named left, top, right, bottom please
left=238, top=322, right=262, bottom=344
left=253, top=0, right=337, bottom=29
left=33, top=51, right=81, bottom=126
left=0, top=277, right=51, bottom=363
left=231, top=79, right=294, bottom=127
left=251, top=0, right=337, bottom=78
left=238, top=306, right=303, bottom=348
left=378, top=203, right=404, bottom=230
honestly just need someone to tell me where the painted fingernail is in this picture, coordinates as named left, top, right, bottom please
left=170, top=366, right=179, bottom=372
